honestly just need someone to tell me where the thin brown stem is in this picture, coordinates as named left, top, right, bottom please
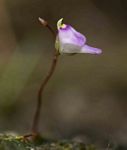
left=31, top=18, right=59, bottom=134
left=31, top=52, right=59, bottom=133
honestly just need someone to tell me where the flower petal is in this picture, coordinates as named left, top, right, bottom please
left=56, top=18, right=102, bottom=55
left=58, top=43, right=81, bottom=54
left=58, top=22, right=86, bottom=47
left=58, top=26, right=86, bottom=47
left=80, top=44, right=102, bottom=54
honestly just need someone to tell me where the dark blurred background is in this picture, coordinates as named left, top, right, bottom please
left=0, top=0, right=127, bottom=147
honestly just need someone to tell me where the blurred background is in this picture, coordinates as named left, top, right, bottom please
left=0, top=0, right=127, bottom=147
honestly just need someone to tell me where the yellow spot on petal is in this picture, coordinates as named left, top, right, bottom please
left=61, top=24, right=66, bottom=28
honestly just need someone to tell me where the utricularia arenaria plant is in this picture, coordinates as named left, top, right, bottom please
left=29, top=18, right=102, bottom=137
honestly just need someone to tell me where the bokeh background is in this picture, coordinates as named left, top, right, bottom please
left=0, top=0, right=127, bottom=147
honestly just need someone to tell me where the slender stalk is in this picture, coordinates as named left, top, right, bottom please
left=31, top=18, right=59, bottom=134
left=32, top=52, right=59, bottom=134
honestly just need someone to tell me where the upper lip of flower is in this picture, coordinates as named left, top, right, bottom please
left=57, top=18, right=67, bottom=29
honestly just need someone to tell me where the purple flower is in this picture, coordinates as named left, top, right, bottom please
left=55, top=18, right=102, bottom=55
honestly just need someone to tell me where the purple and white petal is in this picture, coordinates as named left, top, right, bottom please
left=58, top=26, right=86, bottom=47
left=57, top=18, right=86, bottom=47
left=80, top=44, right=102, bottom=54
left=55, top=18, right=102, bottom=55
left=58, top=43, right=81, bottom=54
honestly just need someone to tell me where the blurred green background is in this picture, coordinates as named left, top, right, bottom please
left=0, top=0, right=127, bottom=146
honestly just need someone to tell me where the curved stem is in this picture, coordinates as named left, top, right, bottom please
left=31, top=18, right=59, bottom=134
left=31, top=52, right=59, bottom=133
